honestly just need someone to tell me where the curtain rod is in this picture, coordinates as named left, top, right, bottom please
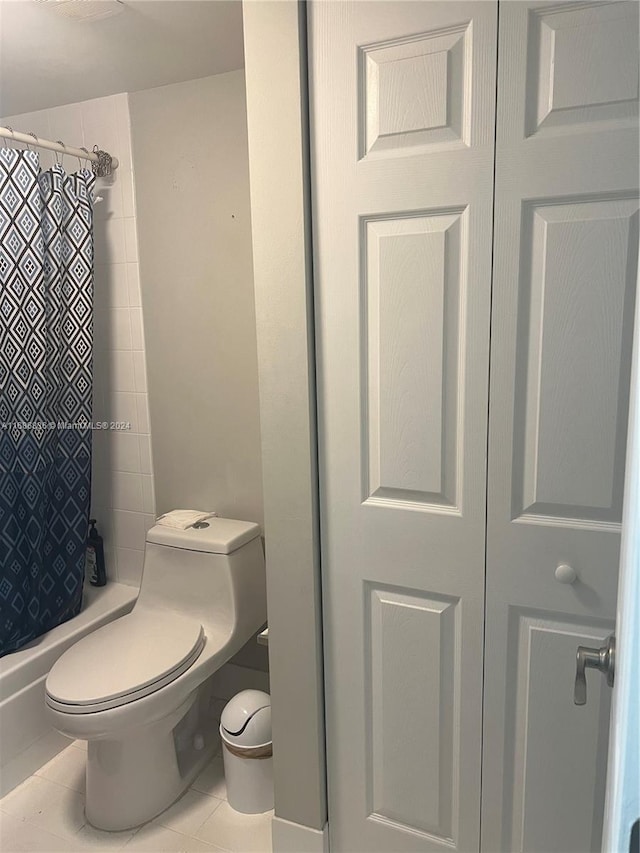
left=0, top=125, right=118, bottom=176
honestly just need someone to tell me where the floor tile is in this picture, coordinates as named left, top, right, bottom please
left=0, top=775, right=84, bottom=837
left=122, top=823, right=185, bottom=852
left=0, top=756, right=272, bottom=853
left=0, top=811, right=86, bottom=852
left=30, top=783, right=86, bottom=839
left=154, top=789, right=222, bottom=838
left=178, top=836, right=227, bottom=852
left=0, top=774, right=52, bottom=822
left=35, top=745, right=86, bottom=793
left=74, top=820, right=140, bottom=850
left=190, top=756, right=226, bottom=800
left=123, top=822, right=220, bottom=852
left=195, top=802, right=273, bottom=853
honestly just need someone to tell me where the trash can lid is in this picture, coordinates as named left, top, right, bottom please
left=220, top=689, right=272, bottom=747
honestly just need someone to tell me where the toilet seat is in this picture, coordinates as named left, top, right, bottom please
left=45, top=608, right=205, bottom=714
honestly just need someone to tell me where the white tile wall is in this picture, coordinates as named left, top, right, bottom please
left=1, top=95, right=155, bottom=588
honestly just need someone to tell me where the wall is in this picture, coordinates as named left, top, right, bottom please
left=1, top=94, right=155, bottom=586
left=129, top=71, right=264, bottom=527
left=243, top=1, right=327, bottom=842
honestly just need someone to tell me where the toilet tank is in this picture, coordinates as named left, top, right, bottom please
left=136, top=518, right=266, bottom=637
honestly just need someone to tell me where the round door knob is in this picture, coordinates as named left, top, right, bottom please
left=555, top=563, right=577, bottom=584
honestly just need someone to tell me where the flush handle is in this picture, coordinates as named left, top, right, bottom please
left=574, top=634, right=615, bottom=706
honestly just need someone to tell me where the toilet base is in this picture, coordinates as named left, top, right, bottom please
left=85, top=687, right=218, bottom=831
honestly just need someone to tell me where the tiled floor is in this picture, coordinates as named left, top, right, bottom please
left=0, top=739, right=273, bottom=853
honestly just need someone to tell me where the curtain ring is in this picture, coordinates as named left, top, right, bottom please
left=55, top=140, right=66, bottom=166
left=26, top=131, right=38, bottom=152
left=80, top=146, right=91, bottom=169
left=1, top=126, right=13, bottom=148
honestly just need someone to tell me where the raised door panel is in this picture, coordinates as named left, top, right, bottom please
left=502, top=611, right=613, bottom=853
left=367, top=586, right=459, bottom=842
left=361, top=23, right=472, bottom=156
left=364, top=210, right=465, bottom=511
left=526, top=2, right=639, bottom=137
left=513, top=197, right=639, bottom=525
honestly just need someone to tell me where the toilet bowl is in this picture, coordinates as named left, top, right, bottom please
left=44, top=517, right=266, bottom=831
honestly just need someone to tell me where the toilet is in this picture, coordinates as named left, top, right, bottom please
left=44, top=517, right=266, bottom=831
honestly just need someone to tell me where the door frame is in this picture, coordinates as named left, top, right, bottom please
left=242, top=2, right=328, bottom=850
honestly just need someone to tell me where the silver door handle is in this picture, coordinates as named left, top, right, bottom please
left=574, top=635, right=615, bottom=705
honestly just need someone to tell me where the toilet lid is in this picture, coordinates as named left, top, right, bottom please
left=46, top=608, right=204, bottom=713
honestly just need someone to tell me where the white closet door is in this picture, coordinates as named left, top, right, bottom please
left=309, top=3, right=497, bottom=851
left=482, top=3, right=640, bottom=852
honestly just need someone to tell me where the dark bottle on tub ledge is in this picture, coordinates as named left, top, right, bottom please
left=86, top=518, right=107, bottom=586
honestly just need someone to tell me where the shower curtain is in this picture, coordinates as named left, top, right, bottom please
left=0, top=149, right=95, bottom=655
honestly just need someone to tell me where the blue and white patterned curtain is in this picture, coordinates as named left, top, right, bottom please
left=0, top=149, right=95, bottom=655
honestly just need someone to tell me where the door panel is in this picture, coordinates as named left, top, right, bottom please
left=525, top=2, right=639, bottom=137
left=513, top=196, right=638, bottom=525
left=309, top=3, right=497, bottom=851
left=500, top=612, right=612, bottom=853
left=366, top=585, right=458, bottom=840
left=482, top=3, right=640, bottom=851
left=364, top=211, right=465, bottom=510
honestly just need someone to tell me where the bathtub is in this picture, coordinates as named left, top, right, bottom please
left=0, top=582, right=138, bottom=796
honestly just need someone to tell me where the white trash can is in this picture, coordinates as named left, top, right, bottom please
left=220, top=690, right=273, bottom=814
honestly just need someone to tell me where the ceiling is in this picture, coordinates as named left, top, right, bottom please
left=0, top=0, right=245, bottom=117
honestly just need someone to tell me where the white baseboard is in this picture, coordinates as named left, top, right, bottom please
left=272, top=816, right=329, bottom=853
